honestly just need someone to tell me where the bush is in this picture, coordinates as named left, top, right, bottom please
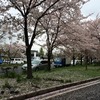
left=7, top=72, right=18, bottom=78
left=93, top=61, right=100, bottom=66
left=16, top=75, right=22, bottom=83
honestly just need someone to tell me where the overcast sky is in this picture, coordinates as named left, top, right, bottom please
left=81, top=0, right=100, bottom=20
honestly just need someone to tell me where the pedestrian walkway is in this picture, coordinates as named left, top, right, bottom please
left=26, top=79, right=100, bottom=100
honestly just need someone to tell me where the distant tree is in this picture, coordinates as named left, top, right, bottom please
left=0, top=43, right=25, bottom=62
left=39, top=47, right=44, bottom=58
left=56, top=19, right=99, bottom=68
left=84, top=18, right=100, bottom=62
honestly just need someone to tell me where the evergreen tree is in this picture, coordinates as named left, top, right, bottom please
left=39, top=47, right=44, bottom=58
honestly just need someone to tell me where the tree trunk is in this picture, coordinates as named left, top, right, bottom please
left=47, top=48, right=51, bottom=71
left=84, top=50, right=88, bottom=70
left=24, top=16, right=33, bottom=79
left=80, top=54, right=83, bottom=65
left=26, top=47, right=33, bottom=78
left=90, top=57, right=93, bottom=64
left=85, top=55, right=88, bottom=70
left=72, top=55, right=75, bottom=66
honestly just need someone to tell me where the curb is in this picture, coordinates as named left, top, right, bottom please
left=7, top=77, right=100, bottom=100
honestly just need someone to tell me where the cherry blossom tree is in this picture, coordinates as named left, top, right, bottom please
left=0, top=43, right=25, bottom=63
left=0, top=0, right=61, bottom=78
left=0, top=0, right=89, bottom=77
left=0, top=21, right=7, bottom=42
left=86, top=18, right=100, bottom=61
left=56, top=17, right=99, bottom=68
left=38, top=0, right=89, bottom=69
left=39, top=10, right=62, bottom=70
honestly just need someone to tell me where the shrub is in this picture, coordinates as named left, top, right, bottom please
left=7, top=72, right=18, bottom=78
left=16, top=75, right=22, bottom=83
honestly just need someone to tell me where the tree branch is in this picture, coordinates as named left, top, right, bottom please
left=29, top=0, right=60, bottom=48
left=10, top=0, right=24, bottom=16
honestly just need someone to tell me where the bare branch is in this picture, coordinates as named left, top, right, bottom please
left=30, top=0, right=60, bottom=48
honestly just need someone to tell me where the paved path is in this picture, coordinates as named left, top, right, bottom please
left=26, top=79, right=100, bottom=100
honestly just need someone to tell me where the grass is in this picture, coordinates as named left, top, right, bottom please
left=0, top=65, right=100, bottom=99
left=32, top=65, right=100, bottom=83
left=0, top=64, right=100, bottom=83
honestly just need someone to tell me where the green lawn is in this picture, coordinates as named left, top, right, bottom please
left=0, top=65, right=100, bottom=99
left=32, top=65, right=100, bottom=83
